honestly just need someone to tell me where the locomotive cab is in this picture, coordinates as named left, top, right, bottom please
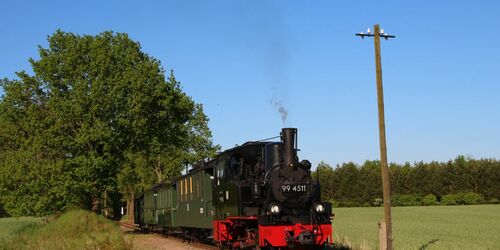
left=212, top=143, right=267, bottom=220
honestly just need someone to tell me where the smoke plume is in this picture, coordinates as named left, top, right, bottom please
left=271, top=98, right=288, bottom=126
left=233, top=2, right=291, bottom=127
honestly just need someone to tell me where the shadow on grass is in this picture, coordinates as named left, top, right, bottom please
left=418, top=239, right=439, bottom=250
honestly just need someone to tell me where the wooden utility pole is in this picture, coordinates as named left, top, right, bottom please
left=356, top=24, right=395, bottom=250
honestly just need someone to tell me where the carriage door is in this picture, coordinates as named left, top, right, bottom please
left=153, top=189, right=158, bottom=223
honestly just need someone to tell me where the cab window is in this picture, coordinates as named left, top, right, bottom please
left=227, top=154, right=243, bottom=179
left=216, top=158, right=226, bottom=179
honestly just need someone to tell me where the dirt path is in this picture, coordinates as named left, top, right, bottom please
left=121, top=225, right=214, bottom=250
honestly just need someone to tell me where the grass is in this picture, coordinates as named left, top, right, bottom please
left=0, top=209, right=131, bottom=250
left=332, top=204, right=500, bottom=250
left=0, top=217, right=44, bottom=242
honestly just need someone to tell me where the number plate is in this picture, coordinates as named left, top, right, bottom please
left=281, top=184, right=307, bottom=192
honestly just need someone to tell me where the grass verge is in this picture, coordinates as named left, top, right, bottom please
left=0, top=217, right=43, bottom=242
left=0, top=209, right=131, bottom=250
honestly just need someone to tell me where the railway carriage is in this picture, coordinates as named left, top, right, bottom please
left=134, top=128, right=333, bottom=249
left=135, top=165, right=215, bottom=234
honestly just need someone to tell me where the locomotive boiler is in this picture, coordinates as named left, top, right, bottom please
left=134, top=128, right=333, bottom=249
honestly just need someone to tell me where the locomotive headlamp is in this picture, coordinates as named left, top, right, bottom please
left=269, top=203, right=281, bottom=215
left=314, top=203, right=325, bottom=213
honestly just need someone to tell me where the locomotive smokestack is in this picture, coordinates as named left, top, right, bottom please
left=281, top=128, right=297, bottom=168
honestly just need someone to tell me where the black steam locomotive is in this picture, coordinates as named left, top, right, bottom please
left=134, top=128, right=333, bottom=249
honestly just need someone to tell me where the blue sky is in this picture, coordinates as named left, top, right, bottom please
left=1, top=1, right=499, bottom=168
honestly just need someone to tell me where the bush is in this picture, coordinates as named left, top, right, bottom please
left=0, top=204, right=9, bottom=218
left=461, top=192, right=483, bottom=204
left=441, top=194, right=458, bottom=205
left=330, top=200, right=341, bottom=208
left=441, top=192, right=483, bottom=205
left=333, top=200, right=363, bottom=207
left=486, top=198, right=499, bottom=204
left=372, top=198, right=383, bottom=207
left=340, top=200, right=360, bottom=207
left=422, top=194, right=438, bottom=206
left=392, top=194, right=422, bottom=206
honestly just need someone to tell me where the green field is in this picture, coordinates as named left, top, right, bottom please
left=332, top=204, right=500, bottom=250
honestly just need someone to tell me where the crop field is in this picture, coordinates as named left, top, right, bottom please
left=332, top=204, right=500, bottom=250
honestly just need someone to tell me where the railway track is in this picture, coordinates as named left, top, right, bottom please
left=119, top=221, right=218, bottom=249
left=118, top=221, right=140, bottom=230
left=119, top=221, right=139, bottom=230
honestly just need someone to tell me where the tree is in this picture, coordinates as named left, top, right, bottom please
left=315, top=161, right=334, bottom=201
left=0, top=30, right=218, bottom=216
left=360, top=161, right=382, bottom=205
left=316, top=157, right=500, bottom=207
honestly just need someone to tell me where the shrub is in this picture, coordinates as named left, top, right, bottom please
left=441, top=192, right=483, bottom=205
left=339, top=200, right=360, bottom=207
left=441, top=194, right=458, bottom=205
left=422, top=194, right=438, bottom=206
left=461, top=192, right=483, bottom=204
left=486, top=198, right=499, bottom=204
left=392, top=194, right=422, bottom=206
left=330, top=200, right=341, bottom=208
left=0, top=204, right=9, bottom=218
left=372, top=198, right=383, bottom=207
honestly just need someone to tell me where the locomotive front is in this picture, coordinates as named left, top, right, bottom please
left=258, top=128, right=333, bottom=248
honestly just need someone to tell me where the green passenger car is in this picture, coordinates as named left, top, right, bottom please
left=137, top=164, right=215, bottom=231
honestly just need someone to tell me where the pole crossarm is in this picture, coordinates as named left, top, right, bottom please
left=355, top=32, right=395, bottom=40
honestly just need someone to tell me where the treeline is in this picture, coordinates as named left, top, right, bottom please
left=315, top=156, right=500, bottom=207
left=0, top=31, right=218, bottom=217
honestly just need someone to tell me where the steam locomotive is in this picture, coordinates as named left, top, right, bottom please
left=134, top=128, right=333, bottom=249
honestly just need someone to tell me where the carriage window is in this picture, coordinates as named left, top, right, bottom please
left=184, top=178, right=188, bottom=201
left=180, top=180, right=183, bottom=201
left=189, top=176, right=193, bottom=200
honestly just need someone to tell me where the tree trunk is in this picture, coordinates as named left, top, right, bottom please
left=125, top=199, right=130, bottom=221
left=129, top=191, right=135, bottom=224
left=155, top=157, right=163, bottom=183
left=104, top=189, right=108, bottom=217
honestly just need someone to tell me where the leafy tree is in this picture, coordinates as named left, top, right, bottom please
left=335, top=162, right=362, bottom=205
left=0, top=30, right=218, bottom=216
left=315, top=161, right=332, bottom=200
left=359, top=160, right=382, bottom=204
